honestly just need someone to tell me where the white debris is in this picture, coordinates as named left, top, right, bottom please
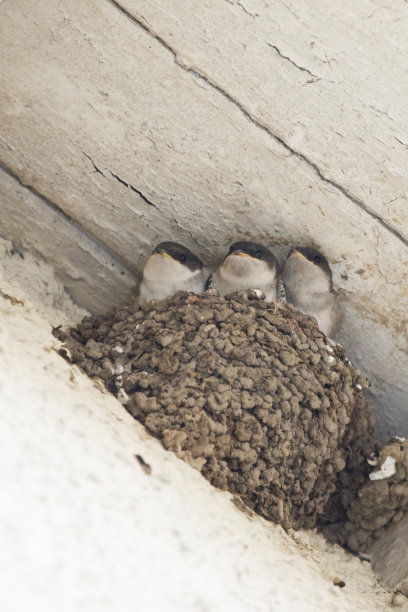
left=326, top=345, right=334, bottom=354
left=326, top=356, right=335, bottom=364
left=369, top=456, right=396, bottom=481
left=117, top=387, right=130, bottom=404
left=113, top=345, right=124, bottom=354
left=356, top=384, right=362, bottom=391
left=115, top=364, right=124, bottom=375
left=393, top=436, right=405, bottom=442
left=253, top=289, right=263, bottom=298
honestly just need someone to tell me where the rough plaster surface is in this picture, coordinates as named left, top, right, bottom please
left=0, top=237, right=398, bottom=612
left=370, top=513, right=408, bottom=596
left=0, top=238, right=87, bottom=326
left=0, top=1, right=407, bottom=439
left=0, top=167, right=138, bottom=312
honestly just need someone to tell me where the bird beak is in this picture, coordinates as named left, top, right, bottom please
left=230, top=251, right=252, bottom=258
left=154, top=251, right=173, bottom=259
left=291, top=249, right=307, bottom=261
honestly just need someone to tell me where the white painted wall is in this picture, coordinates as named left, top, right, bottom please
left=0, top=2, right=407, bottom=437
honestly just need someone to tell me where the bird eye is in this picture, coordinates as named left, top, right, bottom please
left=179, top=253, right=186, bottom=263
left=313, top=255, right=322, bottom=265
left=254, top=250, right=262, bottom=259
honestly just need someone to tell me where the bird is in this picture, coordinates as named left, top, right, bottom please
left=209, top=241, right=278, bottom=301
left=139, top=242, right=208, bottom=301
left=280, top=247, right=340, bottom=336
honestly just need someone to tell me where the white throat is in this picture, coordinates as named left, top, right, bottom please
left=214, top=255, right=277, bottom=301
left=140, top=254, right=205, bottom=300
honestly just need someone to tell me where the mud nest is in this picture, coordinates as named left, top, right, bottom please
left=54, top=290, right=378, bottom=531
left=324, top=437, right=408, bottom=552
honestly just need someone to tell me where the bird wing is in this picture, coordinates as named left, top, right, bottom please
left=205, top=273, right=214, bottom=290
left=276, top=277, right=287, bottom=303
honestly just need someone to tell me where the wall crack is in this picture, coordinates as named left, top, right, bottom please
left=395, top=136, right=408, bottom=149
left=107, top=0, right=408, bottom=248
left=110, top=171, right=159, bottom=209
left=0, top=160, right=137, bottom=276
left=225, top=0, right=259, bottom=18
left=266, top=43, right=318, bottom=79
left=172, top=217, right=203, bottom=248
left=83, top=152, right=107, bottom=177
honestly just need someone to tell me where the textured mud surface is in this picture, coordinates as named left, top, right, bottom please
left=324, top=437, right=408, bottom=552
left=54, top=290, right=377, bottom=530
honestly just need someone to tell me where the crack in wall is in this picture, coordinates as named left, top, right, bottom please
left=171, top=217, right=203, bottom=249
left=83, top=152, right=107, bottom=177
left=369, top=105, right=391, bottom=119
left=237, top=1, right=259, bottom=18
left=266, top=43, right=318, bottom=79
left=107, top=0, right=408, bottom=249
left=0, top=160, right=137, bottom=277
left=110, top=171, right=159, bottom=209
left=225, top=0, right=259, bottom=18
left=395, top=136, right=408, bottom=149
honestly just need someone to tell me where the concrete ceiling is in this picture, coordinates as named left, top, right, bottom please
left=1, top=0, right=407, bottom=440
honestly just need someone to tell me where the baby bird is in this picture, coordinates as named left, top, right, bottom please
left=280, top=247, right=339, bottom=336
left=139, top=242, right=208, bottom=301
left=210, top=241, right=278, bottom=302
